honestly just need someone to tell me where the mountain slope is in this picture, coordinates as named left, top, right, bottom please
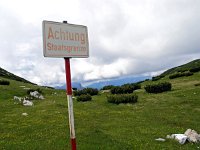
left=0, top=67, right=35, bottom=84
left=160, top=59, right=200, bottom=76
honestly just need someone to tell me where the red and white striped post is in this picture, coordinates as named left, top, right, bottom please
left=64, top=57, right=77, bottom=150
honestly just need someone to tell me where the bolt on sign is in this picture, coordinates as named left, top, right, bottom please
left=43, top=20, right=89, bottom=58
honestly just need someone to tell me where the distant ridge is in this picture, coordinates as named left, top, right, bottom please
left=0, top=67, right=36, bottom=85
left=160, top=59, right=200, bottom=76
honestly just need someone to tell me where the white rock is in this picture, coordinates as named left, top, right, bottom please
left=155, top=138, right=166, bottom=142
left=184, top=129, right=199, bottom=143
left=22, top=113, right=28, bottom=116
left=30, top=91, right=44, bottom=99
left=172, top=134, right=188, bottom=144
left=30, top=91, right=40, bottom=98
left=39, top=95, right=44, bottom=99
left=166, top=135, right=173, bottom=139
left=23, top=100, right=33, bottom=106
left=14, top=96, right=21, bottom=102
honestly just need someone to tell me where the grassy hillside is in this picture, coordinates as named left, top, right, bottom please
left=1, top=72, right=200, bottom=149
left=160, top=59, right=200, bottom=76
left=0, top=67, right=35, bottom=84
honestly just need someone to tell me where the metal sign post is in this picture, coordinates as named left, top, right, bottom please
left=42, top=20, right=89, bottom=150
left=65, top=57, right=76, bottom=150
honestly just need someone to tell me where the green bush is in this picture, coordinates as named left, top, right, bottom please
left=122, top=83, right=141, bottom=90
left=169, top=71, right=193, bottom=79
left=190, top=67, right=200, bottom=73
left=73, top=89, right=87, bottom=96
left=184, top=71, right=193, bottom=76
left=84, top=88, right=98, bottom=96
left=110, top=86, right=123, bottom=94
left=107, top=94, right=138, bottom=104
left=101, top=85, right=115, bottom=90
left=110, top=83, right=141, bottom=94
left=73, top=88, right=98, bottom=96
left=0, top=80, right=10, bottom=85
left=77, top=94, right=92, bottom=102
left=72, top=88, right=77, bottom=91
left=144, top=82, right=172, bottom=93
left=152, top=75, right=165, bottom=81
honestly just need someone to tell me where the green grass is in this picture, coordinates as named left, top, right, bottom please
left=1, top=73, right=200, bottom=149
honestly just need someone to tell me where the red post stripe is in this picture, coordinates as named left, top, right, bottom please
left=71, top=138, right=77, bottom=150
left=65, top=58, right=72, bottom=95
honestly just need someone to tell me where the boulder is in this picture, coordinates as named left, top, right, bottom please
left=23, top=99, right=33, bottom=106
left=184, top=129, right=199, bottom=143
left=166, top=134, right=187, bottom=144
left=30, top=91, right=44, bottom=99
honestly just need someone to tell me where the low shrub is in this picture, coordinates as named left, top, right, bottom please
left=84, top=88, right=98, bottom=96
left=152, top=75, right=165, bottom=81
left=122, top=83, right=141, bottom=90
left=0, top=80, right=10, bottom=85
left=169, top=71, right=193, bottom=79
left=73, top=89, right=87, bottom=96
left=144, top=82, right=172, bottom=93
left=110, top=86, right=124, bottom=94
left=72, top=88, right=77, bottom=91
left=77, top=94, right=92, bottom=102
left=184, top=71, right=193, bottom=76
left=73, top=88, right=98, bottom=96
left=101, top=85, right=115, bottom=90
left=190, top=67, right=200, bottom=73
left=107, top=94, right=138, bottom=104
left=110, top=83, right=141, bottom=94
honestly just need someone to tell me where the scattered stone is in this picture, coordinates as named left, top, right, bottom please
left=184, top=129, right=199, bottom=143
left=155, top=138, right=166, bottom=142
left=171, top=134, right=188, bottom=144
left=14, top=96, right=22, bottom=102
left=22, top=113, right=28, bottom=116
left=30, top=91, right=44, bottom=99
left=166, top=135, right=173, bottom=139
left=165, top=129, right=200, bottom=145
left=39, top=95, right=44, bottom=99
left=23, top=99, right=33, bottom=106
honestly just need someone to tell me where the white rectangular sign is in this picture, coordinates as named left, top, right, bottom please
left=43, top=21, right=89, bottom=58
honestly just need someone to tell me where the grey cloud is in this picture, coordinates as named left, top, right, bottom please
left=1, top=0, right=200, bottom=86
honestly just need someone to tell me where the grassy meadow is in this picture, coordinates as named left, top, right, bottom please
left=0, top=72, right=200, bottom=149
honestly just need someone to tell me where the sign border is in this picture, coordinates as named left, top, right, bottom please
left=42, top=20, right=89, bottom=58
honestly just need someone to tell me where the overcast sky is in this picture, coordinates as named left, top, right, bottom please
left=0, top=0, right=200, bottom=86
